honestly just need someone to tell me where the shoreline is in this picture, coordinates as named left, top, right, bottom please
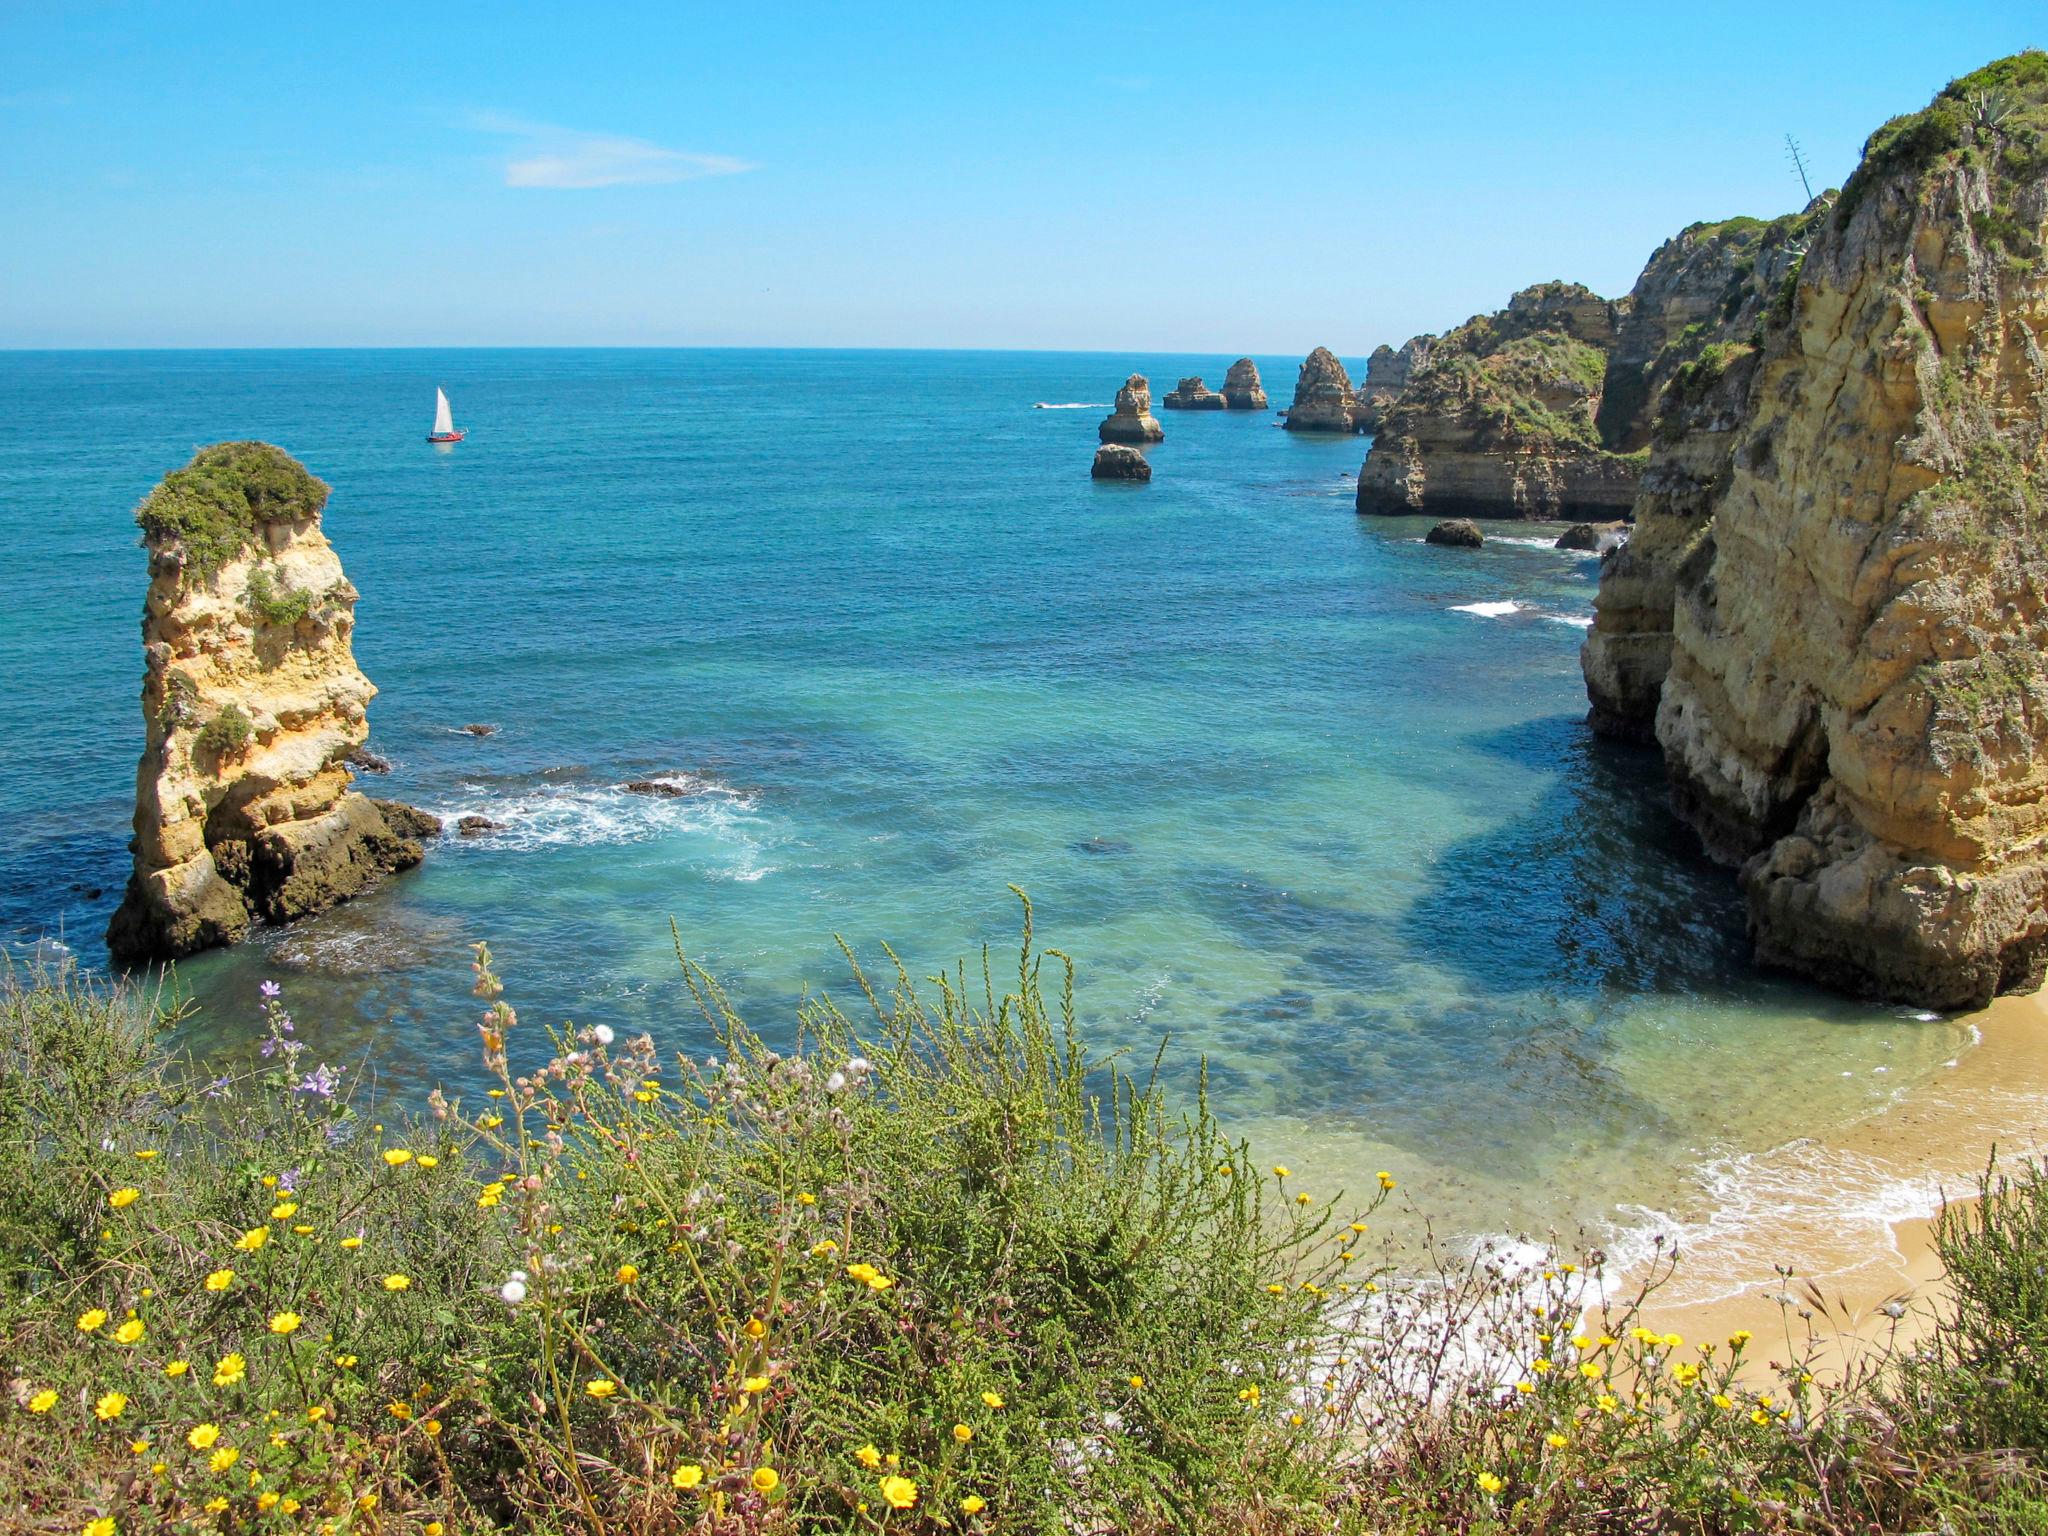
left=1622, top=988, right=2048, bottom=1375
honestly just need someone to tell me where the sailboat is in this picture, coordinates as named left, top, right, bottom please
left=426, top=387, right=465, bottom=443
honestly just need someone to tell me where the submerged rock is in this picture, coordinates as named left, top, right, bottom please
left=1555, top=523, right=1602, bottom=551
left=106, top=443, right=432, bottom=965
left=1099, top=375, right=1165, bottom=444
left=1162, top=376, right=1228, bottom=410
left=1222, top=358, right=1268, bottom=410
left=1282, top=347, right=1360, bottom=432
left=1090, top=444, right=1152, bottom=482
left=459, top=723, right=499, bottom=737
left=1424, top=519, right=1484, bottom=548
left=456, top=815, right=502, bottom=838
left=345, top=745, right=392, bottom=774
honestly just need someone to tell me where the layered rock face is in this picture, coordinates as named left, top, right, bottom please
left=1598, top=53, right=2048, bottom=1006
left=106, top=443, right=435, bottom=964
left=1355, top=335, right=1433, bottom=432
left=1582, top=210, right=1817, bottom=739
left=1354, top=283, right=1643, bottom=519
left=1162, top=376, right=1228, bottom=410
left=1281, top=347, right=1360, bottom=431
left=1099, top=375, right=1165, bottom=443
left=1090, top=443, right=1151, bottom=481
left=1222, top=358, right=1268, bottom=410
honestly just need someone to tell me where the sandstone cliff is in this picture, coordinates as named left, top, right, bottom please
left=106, top=443, right=435, bottom=964
left=1354, top=283, right=1644, bottom=519
left=1582, top=208, right=1820, bottom=739
left=1282, top=347, right=1360, bottom=431
left=1162, top=376, right=1228, bottom=410
left=1099, top=375, right=1165, bottom=443
left=1593, top=53, right=2048, bottom=1006
left=1222, top=358, right=1268, bottom=410
left=1355, top=335, right=1433, bottom=432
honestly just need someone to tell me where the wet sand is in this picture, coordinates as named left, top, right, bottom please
left=1621, top=990, right=2048, bottom=1380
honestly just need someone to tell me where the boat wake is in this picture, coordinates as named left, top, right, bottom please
left=1033, top=402, right=1108, bottom=410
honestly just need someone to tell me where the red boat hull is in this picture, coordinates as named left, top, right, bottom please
left=426, top=431, right=466, bottom=442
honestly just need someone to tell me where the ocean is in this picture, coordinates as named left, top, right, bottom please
left=0, top=347, right=1966, bottom=1261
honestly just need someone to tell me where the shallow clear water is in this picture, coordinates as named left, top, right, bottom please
left=0, top=348, right=1965, bottom=1250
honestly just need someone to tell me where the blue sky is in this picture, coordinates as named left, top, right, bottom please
left=0, top=1, right=2036, bottom=351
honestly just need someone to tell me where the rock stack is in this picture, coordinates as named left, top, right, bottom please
left=1098, top=374, right=1165, bottom=444
left=1090, top=444, right=1152, bottom=481
left=1281, top=347, right=1360, bottom=432
left=1162, top=376, right=1227, bottom=410
left=1221, top=358, right=1268, bottom=410
left=1355, top=336, right=1432, bottom=432
left=106, top=442, right=437, bottom=965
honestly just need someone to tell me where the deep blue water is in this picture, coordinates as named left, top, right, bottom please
left=0, top=348, right=1959, bottom=1243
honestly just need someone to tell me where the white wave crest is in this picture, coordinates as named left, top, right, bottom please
left=1450, top=600, right=1524, bottom=619
left=1544, top=613, right=1594, bottom=629
left=430, top=773, right=779, bottom=881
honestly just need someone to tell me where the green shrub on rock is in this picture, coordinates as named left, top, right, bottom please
left=134, top=443, right=329, bottom=582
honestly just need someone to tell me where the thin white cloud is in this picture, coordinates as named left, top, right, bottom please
left=473, top=112, right=753, bottom=190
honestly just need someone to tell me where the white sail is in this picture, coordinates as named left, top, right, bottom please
left=433, top=388, right=454, bottom=437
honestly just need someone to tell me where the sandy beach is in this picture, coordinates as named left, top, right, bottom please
left=1623, top=989, right=2048, bottom=1377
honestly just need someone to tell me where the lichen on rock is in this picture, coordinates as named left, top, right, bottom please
left=106, top=443, right=437, bottom=965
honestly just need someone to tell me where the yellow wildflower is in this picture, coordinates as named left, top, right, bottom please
left=94, top=1392, right=127, bottom=1421
left=209, top=1446, right=239, bottom=1473
left=672, top=1463, right=705, bottom=1489
left=339, top=1236, right=362, bottom=1249
left=1729, top=1330, right=1752, bottom=1347
left=84, top=1521, right=116, bottom=1536
left=233, top=1227, right=268, bottom=1252
left=741, top=1375, right=770, bottom=1393
left=879, top=1475, right=918, bottom=1510
left=1477, top=1472, right=1505, bottom=1495
left=164, top=1360, right=188, bottom=1377
left=743, top=1317, right=766, bottom=1339
left=212, top=1353, right=246, bottom=1387
left=752, top=1467, right=780, bottom=1494
left=615, top=1264, right=639, bottom=1284
left=1129, top=1374, right=1145, bottom=1389
left=952, top=1423, right=973, bottom=1444
left=981, top=1390, right=1004, bottom=1408
left=204, top=1269, right=234, bottom=1291
left=585, top=1380, right=618, bottom=1399
left=1546, top=1432, right=1568, bottom=1449
left=382, top=1149, right=412, bottom=1167
left=257, top=1493, right=280, bottom=1512
left=28, top=1389, right=57, bottom=1413
left=1377, top=1171, right=1396, bottom=1190
left=416, top=1155, right=439, bottom=1169
left=187, top=1423, right=221, bottom=1450
left=76, top=1308, right=107, bottom=1333
left=1272, top=1165, right=1291, bottom=1178
left=114, top=1319, right=145, bottom=1345
left=961, top=1494, right=987, bottom=1514
left=1596, top=1394, right=1618, bottom=1413
left=269, top=1202, right=298, bottom=1221
left=855, top=1444, right=883, bottom=1469
left=1579, top=1362, right=1602, bottom=1380
left=109, top=1188, right=140, bottom=1209
left=382, top=1273, right=411, bottom=1290
left=268, top=1312, right=302, bottom=1335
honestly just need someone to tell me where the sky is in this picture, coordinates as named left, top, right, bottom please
left=0, top=1, right=2038, bottom=352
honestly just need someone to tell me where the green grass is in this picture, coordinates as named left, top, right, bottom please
left=5, top=904, right=2048, bottom=1533
left=244, top=569, right=319, bottom=629
left=134, top=444, right=330, bottom=584
left=193, top=704, right=254, bottom=757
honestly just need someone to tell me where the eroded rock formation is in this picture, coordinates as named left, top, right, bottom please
left=1099, top=375, right=1165, bottom=444
left=1162, top=376, right=1228, bottom=410
left=1356, top=335, right=1433, bottom=432
left=1282, top=347, right=1360, bottom=431
left=1354, top=283, right=1643, bottom=519
left=1587, top=53, right=2048, bottom=1007
left=1581, top=210, right=1818, bottom=739
left=106, top=443, right=436, bottom=964
left=1425, top=518, right=1484, bottom=548
left=1091, top=443, right=1152, bottom=481
left=1222, top=358, right=1268, bottom=410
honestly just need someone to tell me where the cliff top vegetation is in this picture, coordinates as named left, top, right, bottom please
left=133, top=443, right=330, bottom=583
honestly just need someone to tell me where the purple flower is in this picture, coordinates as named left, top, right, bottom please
left=259, top=980, right=282, bottom=1000
left=296, top=1063, right=343, bottom=1101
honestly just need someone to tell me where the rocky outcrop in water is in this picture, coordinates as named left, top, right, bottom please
left=1586, top=53, right=2048, bottom=1007
left=1162, top=376, right=1227, bottom=410
left=106, top=443, right=436, bottom=965
left=1222, top=358, right=1268, bottom=410
left=1099, top=375, right=1165, bottom=444
left=1091, top=443, right=1152, bottom=481
left=1355, top=283, right=1643, bottom=519
left=1282, top=348, right=1360, bottom=432
left=1356, top=335, right=1433, bottom=432
left=1425, top=519, right=1484, bottom=548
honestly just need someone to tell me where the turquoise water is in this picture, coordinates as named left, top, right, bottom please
left=0, top=348, right=1966, bottom=1248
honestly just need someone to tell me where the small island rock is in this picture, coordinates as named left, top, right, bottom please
left=1091, top=444, right=1152, bottom=482
left=1282, top=347, right=1361, bottom=432
left=1222, top=358, right=1268, bottom=411
left=1162, top=376, right=1227, bottom=410
left=1099, top=375, right=1165, bottom=444
left=1556, top=523, right=1601, bottom=551
left=1425, top=519, right=1484, bottom=548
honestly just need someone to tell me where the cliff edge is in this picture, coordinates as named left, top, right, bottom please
left=1598, top=54, right=2048, bottom=1006
left=106, top=443, right=435, bottom=964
